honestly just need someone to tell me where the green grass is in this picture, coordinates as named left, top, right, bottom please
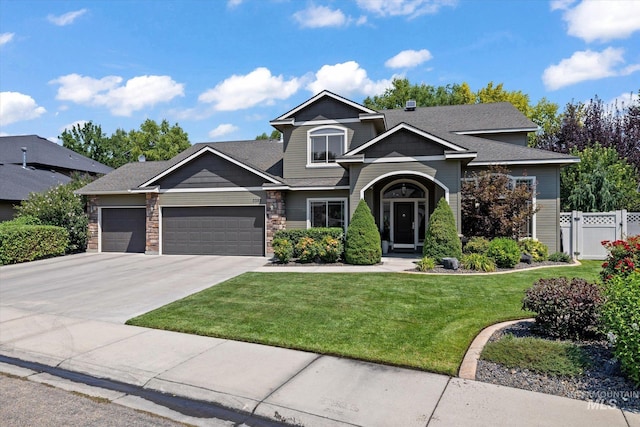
left=481, top=334, right=591, bottom=377
left=126, top=261, right=601, bottom=376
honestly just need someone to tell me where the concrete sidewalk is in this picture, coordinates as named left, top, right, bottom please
left=1, top=305, right=637, bottom=426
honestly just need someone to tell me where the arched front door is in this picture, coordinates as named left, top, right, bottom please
left=380, top=180, right=428, bottom=250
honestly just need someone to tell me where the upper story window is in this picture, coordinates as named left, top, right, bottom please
left=308, top=127, right=346, bottom=166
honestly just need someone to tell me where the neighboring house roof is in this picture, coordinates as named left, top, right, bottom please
left=0, top=163, right=72, bottom=201
left=0, top=135, right=113, bottom=174
left=75, top=161, right=170, bottom=194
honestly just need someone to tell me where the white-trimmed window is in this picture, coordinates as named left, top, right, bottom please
left=307, top=198, right=347, bottom=230
left=308, top=127, right=346, bottom=166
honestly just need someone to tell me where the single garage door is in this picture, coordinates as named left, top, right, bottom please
left=101, top=208, right=146, bottom=253
left=162, top=206, right=265, bottom=256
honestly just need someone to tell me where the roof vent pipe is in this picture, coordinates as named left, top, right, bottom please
left=21, top=147, right=27, bottom=169
left=405, top=100, right=417, bottom=111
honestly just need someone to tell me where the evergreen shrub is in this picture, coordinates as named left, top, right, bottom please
left=423, top=198, right=462, bottom=262
left=345, top=200, right=381, bottom=265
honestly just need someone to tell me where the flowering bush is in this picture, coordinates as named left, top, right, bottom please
left=601, top=272, right=640, bottom=385
left=320, top=236, right=342, bottom=263
left=272, top=238, right=293, bottom=263
left=600, top=236, right=640, bottom=282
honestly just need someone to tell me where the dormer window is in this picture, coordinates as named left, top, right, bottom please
left=308, top=126, right=346, bottom=167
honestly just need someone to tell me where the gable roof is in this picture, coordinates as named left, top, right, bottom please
left=271, top=90, right=380, bottom=123
left=77, top=140, right=284, bottom=194
left=0, top=135, right=113, bottom=174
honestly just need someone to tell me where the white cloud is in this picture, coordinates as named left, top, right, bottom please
left=199, top=67, right=301, bottom=111
left=306, top=61, right=394, bottom=96
left=609, top=91, right=640, bottom=108
left=293, top=5, right=347, bottom=28
left=560, top=0, right=640, bottom=42
left=227, top=0, right=243, bottom=8
left=0, top=32, right=15, bottom=46
left=208, top=123, right=238, bottom=138
left=0, top=92, right=46, bottom=126
left=47, top=9, right=87, bottom=26
left=542, top=47, right=640, bottom=90
left=356, top=0, right=457, bottom=18
left=385, top=49, right=433, bottom=68
left=50, top=73, right=184, bottom=116
left=549, top=0, right=576, bottom=11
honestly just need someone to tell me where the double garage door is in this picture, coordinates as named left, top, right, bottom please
left=101, top=206, right=265, bottom=256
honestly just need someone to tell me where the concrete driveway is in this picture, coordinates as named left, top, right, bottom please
left=0, top=253, right=266, bottom=323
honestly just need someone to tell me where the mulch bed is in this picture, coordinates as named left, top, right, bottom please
left=475, top=321, right=640, bottom=412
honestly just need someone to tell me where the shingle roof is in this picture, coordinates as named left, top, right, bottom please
left=75, top=161, right=170, bottom=194
left=383, top=102, right=537, bottom=133
left=0, top=135, right=113, bottom=174
left=0, top=163, right=72, bottom=201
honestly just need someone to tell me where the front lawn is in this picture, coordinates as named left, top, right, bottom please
left=127, top=261, right=601, bottom=376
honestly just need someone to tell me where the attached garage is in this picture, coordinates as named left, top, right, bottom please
left=101, top=207, right=146, bottom=253
left=162, top=206, right=265, bottom=256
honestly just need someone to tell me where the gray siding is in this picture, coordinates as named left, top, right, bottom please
left=363, top=130, right=446, bottom=158
left=95, top=194, right=146, bottom=206
left=479, top=132, right=528, bottom=146
left=283, top=122, right=377, bottom=179
left=159, top=191, right=266, bottom=206
left=286, top=190, right=349, bottom=229
left=157, top=152, right=265, bottom=189
left=348, top=161, right=461, bottom=231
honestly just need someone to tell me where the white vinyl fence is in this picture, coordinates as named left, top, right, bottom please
left=560, top=210, right=640, bottom=260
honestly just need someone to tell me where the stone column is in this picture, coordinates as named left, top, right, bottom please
left=146, top=193, right=160, bottom=254
left=266, top=190, right=286, bottom=253
left=86, top=196, right=99, bottom=252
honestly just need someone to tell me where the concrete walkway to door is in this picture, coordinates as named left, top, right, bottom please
left=0, top=253, right=266, bottom=323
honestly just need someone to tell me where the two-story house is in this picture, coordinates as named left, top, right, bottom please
left=77, top=91, right=578, bottom=256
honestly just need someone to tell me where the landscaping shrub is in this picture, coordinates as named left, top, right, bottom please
left=461, top=253, right=496, bottom=272
left=15, top=177, right=93, bottom=253
left=345, top=200, right=381, bottom=265
left=0, top=215, right=42, bottom=229
left=272, top=237, right=293, bottom=264
left=600, top=236, right=640, bottom=282
left=423, top=198, right=462, bottom=262
left=296, top=236, right=323, bottom=263
left=416, top=256, right=436, bottom=272
left=320, top=235, right=342, bottom=263
left=487, top=237, right=521, bottom=268
left=463, top=236, right=490, bottom=255
left=600, top=272, right=640, bottom=386
left=274, top=228, right=343, bottom=258
left=548, top=252, right=571, bottom=263
left=522, top=277, right=603, bottom=340
left=518, top=238, right=548, bottom=262
left=0, top=224, right=68, bottom=265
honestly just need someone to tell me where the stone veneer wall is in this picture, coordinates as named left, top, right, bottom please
left=146, top=193, right=160, bottom=254
left=266, top=190, right=286, bottom=253
left=87, top=196, right=99, bottom=252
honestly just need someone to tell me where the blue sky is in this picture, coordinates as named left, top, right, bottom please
left=1, top=0, right=639, bottom=145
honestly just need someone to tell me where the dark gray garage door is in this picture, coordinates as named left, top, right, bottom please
left=101, top=208, right=146, bottom=253
left=162, top=206, right=265, bottom=256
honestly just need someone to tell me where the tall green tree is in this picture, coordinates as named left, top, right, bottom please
left=127, top=119, right=190, bottom=162
left=256, top=130, right=282, bottom=140
left=363, top=78, right=474, bottom=110
left=561, top=145, right=640, bottom=212
left=60, top=122, right=113, bottom=166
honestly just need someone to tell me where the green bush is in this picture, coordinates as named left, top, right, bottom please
left=461, top=253, right=496, bottom=272
left=296, top=237, right=323, bottom=263
left=423, top=198, right=462, bottom=262
left=0, top=225, right=68, bottom=265
left=522, top=277, right=603, bottom=340
left=600, top=236, right=640, bottom=282
left=548, top=252, right=571, bottom=263
left=319, top=235, right=342, bottom=263
left=272, top=237, right=293, bottom=263
left=345, top=200, right=381, bottom=265
left=0, top=216, right=42, bottom=230
left=601, top=272, right=640, bottom=386
left=518, top=238, right=548, bottom=262
left=463, top=236, right=490, bottom=255
left=487, top=237, right=521, bottom=268
left=416, top=256, right=436, bottom=272
left=274, top=228, right=343, bottom=258
left=16, top=177, right=93, bottom=253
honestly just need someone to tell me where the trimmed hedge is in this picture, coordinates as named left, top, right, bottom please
left=345, top=200, right=381, bottom=265
left=487, top=237, right=521, bottom=268
left=423, top=198, right=462, bottom=262
left=273, top=227, right=344, bottom=263
left=0, top=224, right=69, bottom=265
